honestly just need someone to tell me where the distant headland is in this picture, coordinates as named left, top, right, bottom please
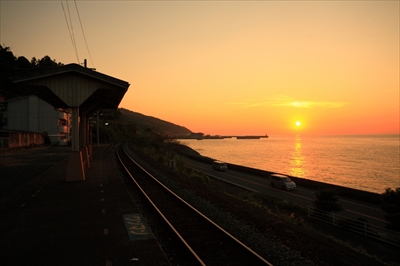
left=176, top=133, right=269, bottom=140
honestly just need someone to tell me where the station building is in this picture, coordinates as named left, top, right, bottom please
left=1, top=62, right=129, bottom=181
left=1, top=94, right=71, bottom=146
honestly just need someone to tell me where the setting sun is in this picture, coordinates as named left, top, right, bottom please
left=2, top=1, right=398, bottom=136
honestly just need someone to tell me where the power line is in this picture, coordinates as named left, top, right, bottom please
left=66, top=0, right=80, bottom=64
left=60, top=0, right=79, bottom=63
left=74, top=0, right=95, bottom=68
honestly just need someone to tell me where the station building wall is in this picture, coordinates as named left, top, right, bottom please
left=3, top=95, right=71, bottom=146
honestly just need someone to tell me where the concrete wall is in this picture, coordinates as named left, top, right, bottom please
left=0, top=131, right=44, bottom=148
left=4, top=95, right=70, bottom=145
left=7, top=97, right=29, bottom=130
left=28, top=96, right=39, bottom=132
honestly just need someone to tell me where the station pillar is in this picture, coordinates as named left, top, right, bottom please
left=66, top=107, right=86, bottom=182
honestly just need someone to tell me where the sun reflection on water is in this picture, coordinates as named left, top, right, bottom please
left=290, top=135, right=306, bottom=177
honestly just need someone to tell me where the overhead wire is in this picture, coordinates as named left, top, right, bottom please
left=74, top=0, right=95, bottom=68
left=60, top=0, right=79, bottom=64
left=66, top=0, right=80, bottom=64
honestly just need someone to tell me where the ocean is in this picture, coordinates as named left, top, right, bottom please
left=179, top=134, right=400, bottom=194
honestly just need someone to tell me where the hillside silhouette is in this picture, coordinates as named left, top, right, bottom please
left=119, top=108, right=192, bottom=136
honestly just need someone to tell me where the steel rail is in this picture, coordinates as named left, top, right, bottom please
left=117, top=143, right=273, bottom=266
left=116, top=144, right=206, bottom=265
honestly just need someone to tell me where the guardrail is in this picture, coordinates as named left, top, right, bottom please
left=307, top=206, right=400, bottom=247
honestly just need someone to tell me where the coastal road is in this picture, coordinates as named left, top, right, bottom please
left=184, top=158, right=388, bottom=228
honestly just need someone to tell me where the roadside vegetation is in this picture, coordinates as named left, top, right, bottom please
left=381, top=187, right=400, bottom=231
left=312, top=186, right=343, bottom=213
left=123, top=131, right=399, bottom=265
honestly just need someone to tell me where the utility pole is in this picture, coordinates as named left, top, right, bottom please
left=96, top=111, right=100, bottom=147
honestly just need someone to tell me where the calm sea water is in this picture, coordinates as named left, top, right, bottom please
left=180, top=134, right=400, bottom=194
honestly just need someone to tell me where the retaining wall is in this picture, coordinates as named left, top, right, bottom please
left=0, top=130, right=44, bottom=148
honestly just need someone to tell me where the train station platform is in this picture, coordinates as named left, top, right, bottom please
left=0, top=145, right=170, bottom=266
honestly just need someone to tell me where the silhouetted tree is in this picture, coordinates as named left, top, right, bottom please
left=313, top=186, right=343, bottom=213
left=31, top=55, right=63, bottom=68
left=101, top=109, right=122, bottom=121
left=381, top=187, right=400, bottom=231
left=30, top=57, right=38, bottom=66
left=0, top=46, right=18, bottom=98
left=0, top=45, right=16, bottom=67
left=1, top=47, right=64, bottom=97
left=0, top=45, right=17, bottom=83
left=16, top=56, right=32, bottom=69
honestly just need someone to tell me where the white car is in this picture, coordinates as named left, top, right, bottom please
left=270, top=174, right=296, bottom=190
left=212, top=161, right=228, bottom=171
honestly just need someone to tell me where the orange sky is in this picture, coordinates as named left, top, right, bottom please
left=1, top=1, right=399, bottom=135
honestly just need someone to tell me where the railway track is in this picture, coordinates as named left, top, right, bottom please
left=116, top=143, right=273, bottom=266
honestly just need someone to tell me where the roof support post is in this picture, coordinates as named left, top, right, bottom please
left=80, top=112, right=87, bottom=148
left=71, top=107, right=79, bottom=152
left=97, top=112, right=100, bottom=148
left=66, top=107, right=85, bottom=182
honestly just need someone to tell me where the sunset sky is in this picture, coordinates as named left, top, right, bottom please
left=1, top=1, right=399, bottom=135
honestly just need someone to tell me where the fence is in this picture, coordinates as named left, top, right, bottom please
left=0, top=131, right=44, bottom=148
left=307, top=206, right=400, bottom=247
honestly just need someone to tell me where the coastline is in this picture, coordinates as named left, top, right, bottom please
left=177, top=144, right=382, bottom=204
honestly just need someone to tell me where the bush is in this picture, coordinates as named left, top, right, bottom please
left=381, top=187, right=400, bottom=231
left=313, top=186, right=343, bottom=213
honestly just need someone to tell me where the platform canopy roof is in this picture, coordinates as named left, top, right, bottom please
left=12, top=63, right=130, bottom=115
